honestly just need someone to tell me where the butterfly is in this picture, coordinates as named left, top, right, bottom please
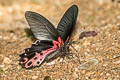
left=19, top=5, right=78, bottom=69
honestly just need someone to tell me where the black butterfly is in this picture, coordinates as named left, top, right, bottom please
left=19, top=5, right=78, bottom=69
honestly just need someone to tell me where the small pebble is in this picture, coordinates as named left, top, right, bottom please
left=59, top=58, right=63, bottom=62
left=7, top=7, right=13, bottom=13
left=95, top=0, right=111, bottom=5
left=83, top=40, right=90, bottom=46
left=3, top=36, right=9, bottom=40
left=0, top=36, right=3, bottom=39
left=113, top=54, right=120, bottom=58
left=103, top=63, right=108, bottom=66
left=44, top=76, right=52, bottom=80
left=13, top=36, right=17, bottom=40
left=46, top=61, right=55, bottom=66
left=106, top=73, right=111, bottom=76
left=75, top=68, right=78, bottom=72
left=10, top=33, right=14, bottom=36
left=73, top=72, right=78, bottom=78
left=0, top=64, right=5, bottom=69
left=114, top=60, right=120, bottom=64
left=32, top=76, right=38, bottom=79
left=0, top=11, right=3, bottom=16
left=3, top=57, right=12, bottom=64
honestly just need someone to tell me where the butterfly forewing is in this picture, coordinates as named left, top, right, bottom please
left=57, top=5, right=78, bottom=41
left=25, top=11, right=59, bottom=40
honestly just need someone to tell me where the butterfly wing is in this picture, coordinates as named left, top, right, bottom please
left=25, top=11, right=59, bottom=40
left=57, top=5, right=78, bottom=41
left=19, top=11, right=60, bottom=69
left=19, top=40, right=57, bottom=69
left=19, top=5, right=78, bottom=69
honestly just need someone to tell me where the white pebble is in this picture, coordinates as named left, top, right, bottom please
left=32, top=76, right=38, bottom=79
left=46, top=61, right=55, bottom=65
left=3, top=57, right=12, bottom=64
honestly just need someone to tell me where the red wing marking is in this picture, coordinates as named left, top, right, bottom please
left=57, top=37, right=61, bottom=47
left=52, top=40, right=59, bottom=48
left=21, top=58, right=28, bottom=64
left=58, top=37, right=64, bottom=46
left=21, top=37, right=65, bottom=68
left=52, top=37, right=64, bottom=48
left=24, top=47, right=57, bottom=68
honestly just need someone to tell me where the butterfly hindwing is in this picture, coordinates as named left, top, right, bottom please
left=25, top=11, right=59, bottom=40
left=20, top=40, right=57, bottom=69
left=57, top=5, right=78, bottom=41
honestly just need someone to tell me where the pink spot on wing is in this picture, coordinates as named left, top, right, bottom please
left=21, top=58, right=28, bottom=64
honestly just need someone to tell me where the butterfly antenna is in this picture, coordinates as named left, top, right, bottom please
left=68, top=42, right=78, bottom=52
left=68, top=42, right=79, bottom=59
left=70, top=44, right=78, bottom=52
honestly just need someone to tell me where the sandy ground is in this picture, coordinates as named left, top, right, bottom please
left=1, top=0, right=120, bottom=80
